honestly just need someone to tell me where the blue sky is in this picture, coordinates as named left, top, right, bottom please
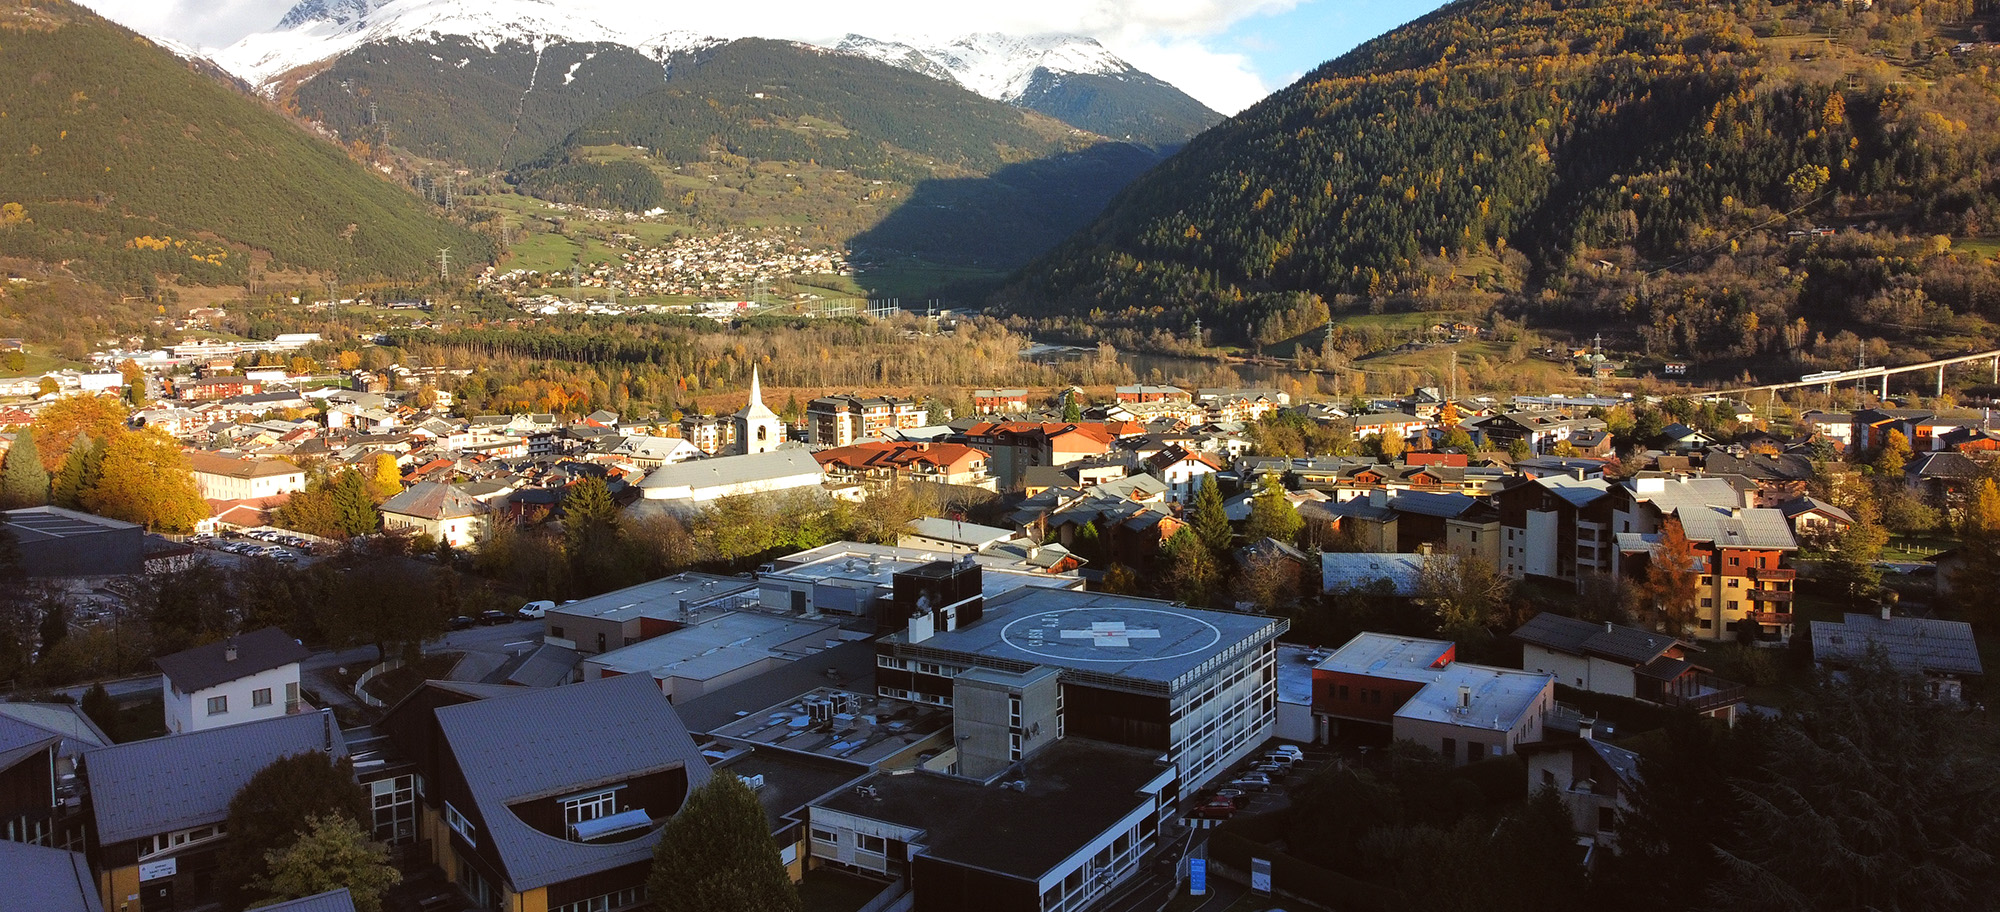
left=1222, top=2, right=1448, bottom=101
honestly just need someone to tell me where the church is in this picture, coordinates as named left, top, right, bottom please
left=734, top=366, right=786, bottom=455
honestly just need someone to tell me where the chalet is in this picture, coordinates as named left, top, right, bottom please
left=1517, top=723, right=1641, bottom=862
left=1780, top=496, right=1854, bottom=545
left=1114, top=384, right=1190, bottom=403
left=1701, top=451, right=1813, bottom=507
left=1850, top=408, right=1935, bottom=452
left=1471, top=411, right=1608, bottom=454
left=1513, top=613, right=1743, bottom=722
left=957, top=422, right=1130, bottom=490
left=1906, top=451, right=1981, bottom=510
left=379, top=482, right=489, bottom=549
left=971, top=389, right=1030, bottom=414
left=1811, top=610, right=1983, bottom=703
left=0, top=703, right=108, bottom=850
left=1936, top=425, right=2000, bottom=455
left=1798, top=410, right=1853, bottom=450
left=1349, top=412, right=1430, bottom=445
left=156, top=627, right=309, bottom=734
left=815, top=441, right=995, bottom=491
left=1493, top=474, right=1615, bottom=583
left=1142, top=446, right=1223, bottom=503
left=1658, top=423, right=1714, bottom=454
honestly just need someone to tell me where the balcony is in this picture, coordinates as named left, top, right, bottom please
left=1642, top=671, right=1747, bottom=714
left=1749, top=566, right=1796, bottom=582
left=1748, top=588, right=1794, bottom=603
left=1747, top=611, right=1793, bottom=626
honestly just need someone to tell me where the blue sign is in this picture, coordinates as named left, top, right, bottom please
left=1189, top=858, right=1207, bottom=896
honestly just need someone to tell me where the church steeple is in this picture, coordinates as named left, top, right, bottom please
left=734, top=364, right=783, bottom=455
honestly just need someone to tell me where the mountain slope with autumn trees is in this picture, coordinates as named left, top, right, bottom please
left=1002, top=0, right=2000, bottom=381
left=0, top=0, right=489, bottom=295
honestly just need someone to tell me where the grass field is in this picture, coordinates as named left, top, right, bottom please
left=1, top=348, right=89, bottom=378
left=1955, top=237, right=2000, bottom=260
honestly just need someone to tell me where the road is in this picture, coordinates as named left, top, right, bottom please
left=57, top=619, right=550, bottom=708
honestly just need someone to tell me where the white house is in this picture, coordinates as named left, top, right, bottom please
left=186, top=453, right=307, bottom=501
left=155, top=627, right=309, bottom=734
left=379, top=482, right=488, bottom=549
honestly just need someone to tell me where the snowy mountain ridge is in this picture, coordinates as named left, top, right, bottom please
left=197, top=0, right=1151, bottom=106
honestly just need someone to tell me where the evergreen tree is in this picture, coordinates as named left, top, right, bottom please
left=647, top=774, right=801, bottom=912
left=1188, top=474, right=1232, bottom=555
left=0, top=429, right=48, bottom=508
left=329, top=471, right=379, bottom=537
left=49, top=433, right=103, bottom=509
left=1159, top=528, right=1218, bottom=606
left=223, top=753, right=371, bottom=911
left=563, top=475, right=627, bottom=594
left=254, top=815, right=400, bottom=912
left=1828, top=515, right=1887, bottom=605
left=125, top=381, right=145, bottom=408
left=1507, top=437, right=1532, bottom=462
left=78, top=683, right=117, bottom=741
left=36, top=595, right=67, bottom=655
left=1243, top=474, right=1303, bottom=545
left=1062, top=390, right=1083, bottom=422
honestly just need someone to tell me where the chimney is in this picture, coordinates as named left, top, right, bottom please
left=224, top=640, right=238, bottom=662
left=1458, top=685, right=1471, bottom=709
left=1882, top=605, right=1893, bottom=621
left=1605, top=621, right=1614, bottom=633
left=1579, top=718, right=1595, bottom=741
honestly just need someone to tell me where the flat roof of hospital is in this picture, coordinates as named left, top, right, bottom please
left=548, top=573, right=758, bottom=624
left=886, top=588, right=1285, bottom=688
left=768, top=545, right=1080, bottom=597
left=584, top=612, right=856, bottom=681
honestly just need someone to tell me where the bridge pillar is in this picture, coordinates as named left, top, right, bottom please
left=1881, top=373, right=1889, bottom=400
left=1940, top=365, right=1947, bottom=397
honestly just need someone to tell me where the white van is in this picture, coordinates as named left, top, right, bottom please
left=1267, top=744, right=1305, bottom=761
left=517, top=600, right=556, bottom=619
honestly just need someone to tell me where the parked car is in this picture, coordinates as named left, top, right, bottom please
left=1267, top=744, right=1305, bottom=761
left=1229, top=774, right=1272, bottom=792
left=477, top=610, right=511, bottom=626
left=1252, top=762, right=1288, bottom=778
left=517, top=600, right=555, bottom=620
left=1213, top=788, right=1248, bottom=807
left=1189, top=799, right=1237, bottom=819
left=448, top=615, right=476, bottom=631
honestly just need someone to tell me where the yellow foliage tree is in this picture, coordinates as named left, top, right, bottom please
left=368, top=453, right=403, bottom=502
left=30, top=394, right=130, bottom=473
left=82, top=428, right=207, bottom=533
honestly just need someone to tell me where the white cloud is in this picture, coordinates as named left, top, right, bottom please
left=1107, top=39, right=1270, bottom=115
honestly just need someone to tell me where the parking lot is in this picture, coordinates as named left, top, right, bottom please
left=187, top=528, right=328, bottom=567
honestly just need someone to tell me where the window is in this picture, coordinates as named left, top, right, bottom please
left=1541, top=769, right=1556, bottom=787
left=855, top=833, right=886, bottom=855
left=1727, top=577, right=1739, bottom=588
left=552, top=886, right=645, bottom=912
left=810, top=827, right=837, bottom=844
left=1009, top=696, right=1022, bottom=729
left=206, top=695, right=228, bottom=715
left=1337, top=684, right=1349, bottom=700
left=1469, top=742, right=1486, bottom=763
left=1701, top=598, right=1713, bottom=608
left=446, top=801, right=476, bottom=846
left=564, top=789, right=620, bottom=826
left=1700, top=619, right=1714, bottom=630
left=1010, top=732, right=1022, bottom=760
left=371, top=775, right=418, bottom=845
left=143, top=823, right=227, bottom=860
left=252, top=688, right=273, bottom=708
left=550, top=626, right=564, bottom=639
left=1598, top=807, right=1617, bottom=833
left=597, top=633, right=607, bottom=652
left=1442, top=738, right=1456, bottom=762
left=284, top=682, right=300, bottom=713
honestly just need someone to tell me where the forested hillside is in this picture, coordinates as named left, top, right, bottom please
left=1013, top=68, right=1224, bottom=152
left=504, top=39, right=1164, bottom=271
left=1002, top=0, right=2000, bottom=379
left=0, top=0, right=489, bottom=291
left=282, top=38, right=672, bottom=170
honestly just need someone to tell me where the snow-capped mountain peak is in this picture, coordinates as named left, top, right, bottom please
left=833, top=32, right=1135, bottom=103
left=215, top=0, right=722, bottom=88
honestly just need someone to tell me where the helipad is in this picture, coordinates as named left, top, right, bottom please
left=893, top=588, right=1283, bottom=686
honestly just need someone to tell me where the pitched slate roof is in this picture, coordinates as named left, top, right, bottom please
left=256, top=889, right=357, bottom=912
left=1321, top=553, right=1429, bottom=596
left=1811, top=612, right=1984, bottom=677
left=155, top=626, right=310, bottom=693
left=379, top=481, right=486, bottom=521
left=1907, top=451, right=1982, bottom=480
left=1780, top=496, right=1854, bottom=525
left=0, top=841, right=102, bottom=912
left=432, top=674, right=712, bottom=891
left=84, top=711, right=345, bottom=844
left=1511, top=613, right=1680, bottom=665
